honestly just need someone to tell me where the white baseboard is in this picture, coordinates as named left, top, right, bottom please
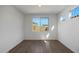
left=58, top=39, right=74, bottom=53
left=6, top=39, right=23, bottom=53
left=24, top=39, right=57, bottom=40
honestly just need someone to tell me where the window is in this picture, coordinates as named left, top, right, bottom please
left=32, top=17, right=48, bottom=32
left=71, top=7, right=79, bottom=18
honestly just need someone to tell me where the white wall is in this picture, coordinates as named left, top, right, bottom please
left=24, top=14, right=58, bottom=40
left=58, top=6, right=79, bottom=52
left=0, top=6, right=24, bottom=52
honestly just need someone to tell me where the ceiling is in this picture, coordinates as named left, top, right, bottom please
left=15, top=5, right=67, bottom=14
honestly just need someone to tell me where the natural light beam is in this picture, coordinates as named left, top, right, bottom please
left=60, top=16, right=63, bottom=21
left=46, top=33, right=50, bottom=39
left=51, top=25, right=54, bottom=31
left=69, top=12, right=71, bottom=18
left=44, top=40, right=47, bottom=43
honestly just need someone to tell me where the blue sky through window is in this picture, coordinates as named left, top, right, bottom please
left=33, top=17, right=40, bottom=26
left=71, top=7, right=79, bottom=17
left=33, top=17, right=48, bottom=26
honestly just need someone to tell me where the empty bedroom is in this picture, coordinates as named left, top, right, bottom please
left=0, top=5, right=79, bottom=53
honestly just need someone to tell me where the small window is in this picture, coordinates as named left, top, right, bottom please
left=32, top=17, right=48, bottom=32
left=71, top=7, right=79, bottom=18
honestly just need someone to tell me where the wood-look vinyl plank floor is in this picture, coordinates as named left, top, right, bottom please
left=9, top=40, right=73, bottom=53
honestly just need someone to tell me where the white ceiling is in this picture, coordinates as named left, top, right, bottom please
left=15, top=5, right=67, bottom=14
